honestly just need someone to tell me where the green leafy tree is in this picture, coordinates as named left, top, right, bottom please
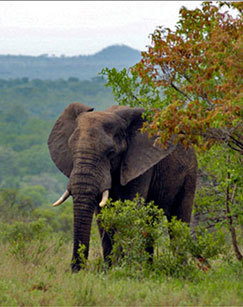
left=195, top=146, right=243, bottom=261
left=101, top=2, right=243, bottom=261
left=102, top=2, right=242, bottom=152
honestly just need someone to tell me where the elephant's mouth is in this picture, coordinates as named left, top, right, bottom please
left=52, top=189, right=109, bottom=208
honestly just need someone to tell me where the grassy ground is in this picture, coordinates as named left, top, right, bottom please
left=0, top=223, right=242, bottom=306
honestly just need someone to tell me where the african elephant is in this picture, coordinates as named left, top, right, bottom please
left=48, top=103, right=197, bottom=272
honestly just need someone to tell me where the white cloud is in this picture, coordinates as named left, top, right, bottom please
left=0, top=1, right=202, bottom=55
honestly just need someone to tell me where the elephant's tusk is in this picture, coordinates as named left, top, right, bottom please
left=52, top=190, right=70, bottom=207
left=99, top=190, right=109, bottom=208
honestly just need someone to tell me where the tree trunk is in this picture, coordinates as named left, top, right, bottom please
left=225, top=155, right=242, bottom=262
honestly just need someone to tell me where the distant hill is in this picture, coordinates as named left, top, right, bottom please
left=0, top=45, right=141, bottom=80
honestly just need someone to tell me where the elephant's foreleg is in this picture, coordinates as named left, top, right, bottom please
left=145, top=236, right=154, bottom=263
left=95, top=208, right=113, bottom=266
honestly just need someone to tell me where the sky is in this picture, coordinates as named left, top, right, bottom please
left=0, top=1, right=202, bottom=56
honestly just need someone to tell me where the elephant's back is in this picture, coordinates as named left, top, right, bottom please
left=154, top=143, right=197, bottom=181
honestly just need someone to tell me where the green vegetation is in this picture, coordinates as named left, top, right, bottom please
left=102, top=3, right=242, bottom=153
left=98, top=196, right=226, bottom=279
left=1, top=241, right=242, bottom=306
left=0, top=192, right=242, bottom=306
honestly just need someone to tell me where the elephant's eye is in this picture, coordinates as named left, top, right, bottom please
left=114, top=128, right=124, bottom=140
left=106, top=147, right=116, bottom=159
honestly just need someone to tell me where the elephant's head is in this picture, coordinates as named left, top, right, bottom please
left=48, top=103, right=175, bottom=271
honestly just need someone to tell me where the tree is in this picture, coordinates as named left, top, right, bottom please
left=101, top=1, right=243, bottom=261
left=102, top=2, right=242, bottom=153
left=195, top=145, right=242, bottom=261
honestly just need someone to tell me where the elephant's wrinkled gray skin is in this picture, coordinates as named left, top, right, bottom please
left=48, top=103, right=197, bottom=272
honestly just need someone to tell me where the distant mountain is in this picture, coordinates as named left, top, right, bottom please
left=0, top=45, right=141, bottom=80
left=92, top=45, right=141, bottom=61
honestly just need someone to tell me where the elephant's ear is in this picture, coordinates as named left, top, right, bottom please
left=48, top=103, right=94, bottom=177
left=113, top=107, right=176, bottom=186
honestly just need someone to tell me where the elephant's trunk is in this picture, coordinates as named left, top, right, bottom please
left=69, top=156, right=104, bottom=272
left=71, top=193, right=96, bottom=272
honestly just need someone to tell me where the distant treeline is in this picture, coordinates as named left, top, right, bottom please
left=0, top=45, right=141, bottom=80
left=0, top=77, right=115, bottom=202
left=0, top=76, right=114, bottom=118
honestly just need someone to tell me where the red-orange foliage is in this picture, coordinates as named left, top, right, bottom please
left=133, top=2, right=242, bottom=152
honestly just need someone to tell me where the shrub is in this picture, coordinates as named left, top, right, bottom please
left=98, top=195, right=226, bottom=279
left=0, top=218, right=63, bottom=265
left=99, top=197, right=165, bottom=268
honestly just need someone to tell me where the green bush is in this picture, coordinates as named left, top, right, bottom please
left=98, top=196, right=226, bottom=279
left=0, top=218, right=63, bottom=265
left=99, top=196, right=165, bottom=268
left=0, top=187, right=73, bottom=240
left=0, top=188, right=35, bottom=221
left=33, top=203, right=73, bottom=240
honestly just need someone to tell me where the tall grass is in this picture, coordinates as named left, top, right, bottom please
left=0, top=220, right=242, bottom=306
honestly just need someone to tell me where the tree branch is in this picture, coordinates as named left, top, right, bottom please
left=170, top=81, right=192, bottom=101
left=228, top=143, right=243, bottom=154
left=231, top=184, right=237, bottom=204
left=229, top=135, right=243, bottom=150
left=181, top=73, right=214, bottom=109
left=225, top=155, right=242, bottom=261
left=182, top=73, right=192, bottom=83
left=201, top=93, right=214, bottom=109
